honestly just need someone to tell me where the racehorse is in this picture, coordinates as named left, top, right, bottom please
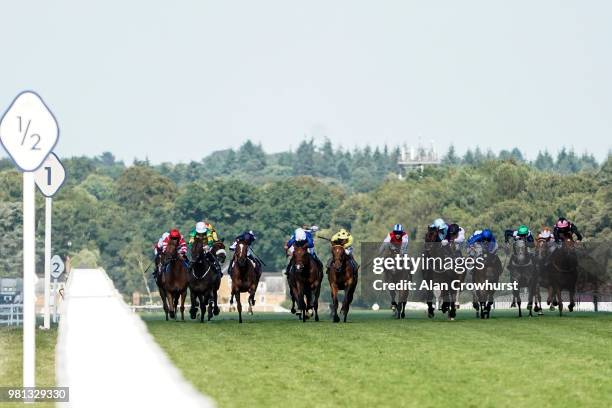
left=548, top=232, right=578, bottom=316
left=535, top=237, right=556, bottom=312
left=287, top=242, right=323, bottom=322
left=422, top=226, right=464, bottom=320
left=158, top=239, right=189, bottom=321
left=380, top=243, right=410, bottom=319
left=470, top=243, right=503, bottom=319
left=188, top=235, right=221, bottom=322
left=327, top=243, right=359, bottom=323
left=229, top=238, right=261, bottom=323
left=507, top=238, right=538, bottom=317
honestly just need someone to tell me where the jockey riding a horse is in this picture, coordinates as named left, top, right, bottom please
left=553, top=217, right=583, bottom=243
left=431, top=218, right=466, bottom=252
left=228, top=230, right=263, bottom=272
left=467, top=228, right=498, bottom=256
left=379, top=223, right=409, bottom=255
left=188, top=221, right=222, bottom=276
left=163, top=229, right=188, bottom=261
left=285, top=225, right=323, bottom=272
left=153, top=231, right=170, bottom=279
left=330, top=228, right=358, bottom=274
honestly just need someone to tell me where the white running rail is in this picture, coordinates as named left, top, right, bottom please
left=56, top=268, right=214, bottom=408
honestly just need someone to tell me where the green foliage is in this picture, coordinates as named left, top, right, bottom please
left=0, top=141, right=608, bottom=296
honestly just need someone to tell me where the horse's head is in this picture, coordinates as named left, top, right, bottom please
left=212, top=240, right=226, bottom=264
left=331, top=244, right=345, bottom=271
left=191, top=234, right=206, bottom=261
left=234, top=239, right=249, bottom=267
left=292, top=242, right=310, bottom=272
left=425, top=226, right=438, bottom=243
left=162, top=238, right=179, bottom=263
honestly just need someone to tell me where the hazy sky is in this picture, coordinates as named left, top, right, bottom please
left=1, top=1, right=610, bottom=163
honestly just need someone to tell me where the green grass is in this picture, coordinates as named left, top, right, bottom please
left=0, top=325, right=57, bottom=407
left=144, top=310, right=612, bottom=408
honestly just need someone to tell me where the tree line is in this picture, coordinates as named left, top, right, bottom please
left=0, top=141, right=609, bottom=298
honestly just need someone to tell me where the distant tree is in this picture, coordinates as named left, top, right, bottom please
left=238, top=140, right=267, bottom=172
left=534, top=150, right=554, bottom=171
left=293, top=139, right=316, bottom=175
left=115, top=165, right=178, bottom=211
left=442, top=145, right=460, bottom=165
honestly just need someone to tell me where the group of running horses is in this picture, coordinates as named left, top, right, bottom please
left=154, top=226, right=580, bottom=324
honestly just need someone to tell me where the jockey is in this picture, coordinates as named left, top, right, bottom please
left=553, top=217, right=583, bottom=242
left=537, top=227, right=554, bottom=243
left=504, top=225, right=535, bottom=245
left=285, top=225, right=323, bottom=271
left=152, top=232, right=170, bottom=278
left=229, top=230, right=262, bottom=271
left=188, top=221, right=222, bottom=275
left=467, top=228, right=497, bottom=254
left=189, top=221, right=219, bottom=248
left=430, top=218, right=448, bottom=242
left=331, top=228, right=358, bottom=272
left=442, top=223, right=465, bottom=246
left=380, top=224, right=409, bottom=255
left=162, top=229, right=188, bottom=260
left=331, top=228, right=354, bottom=255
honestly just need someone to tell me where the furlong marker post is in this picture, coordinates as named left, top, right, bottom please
left=43, top=196, right=52, bottom=329
left=0, top=91, right=60, bottom=395
left=22, top=171, right=36, bottom=389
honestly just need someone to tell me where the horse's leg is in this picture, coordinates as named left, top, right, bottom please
left=449, top=291, right=457, bottom=320
left=189, top=288, right=198, bottom=320
left=390, top=288, right=397, bottom=313
left=331, top=284, right=340, bottom=323
left=426, top=287, right=435, bottom=318
left=557, top=286, right=563, bottom=317
left=229, top=293, right=235, bottom=312
left=313, top=283, right=321, bottom=322
left=159, top=287, right=169, bottom=321
left=248, top=283, right=257, bottom=316
left=206, top=291, right=214, bottom=322
left=167, top=291, right=176, bottom=320
left=235, top=290, right=243, bottom=323
left=343, top=283, right=356, bottom=323
left=568, top=285, right=576, bottom=312
left=179, top=289, right=186, bottom=321
left=513, top=286, right=521, bottom=317
left=212, top=286, right=220, bottom=316
left=199, top=293, right=205, bottom=323
left=473, top=288, right=479, bottom=317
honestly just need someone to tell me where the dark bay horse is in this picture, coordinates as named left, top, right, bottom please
left=287, top=242, right=323, bottom=322
left=188, top=236, right=221, bottom=322
left=229, top=239, right=262, bottom=323
left=158, top=239, right=189, bottom=321
left=548, top=233, right=579, bottom=316
left=470, top=243, right=503, bottom=319
left=535, top=237, right=556, bottom=312
left=327, top=243, right=359, bottom=323
left=380, top=243, right=410, bottom=319
left=507, top=238, right=538, bottom=317
left=422, top=226, right=464, bottom=320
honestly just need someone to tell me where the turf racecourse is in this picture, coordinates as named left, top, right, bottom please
left=144, top=310, right=612, bottom=408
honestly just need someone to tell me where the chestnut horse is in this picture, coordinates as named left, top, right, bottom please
left=327, top=244, right=359, bottom=323
left=158, top=239, right=189, bottom=321
left=287, top=242, right=323, bottom=322
left=229, top=239, right=261, bottom=323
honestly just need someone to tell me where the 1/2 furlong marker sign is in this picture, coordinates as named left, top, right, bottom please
left=0, top=91, right=60, bottom=393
